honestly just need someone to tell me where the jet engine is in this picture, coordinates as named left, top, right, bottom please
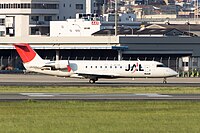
left=44, top=61, right=69, bottom=70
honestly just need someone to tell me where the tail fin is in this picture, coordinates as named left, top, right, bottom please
left=14, top=43, right=45, bottom=69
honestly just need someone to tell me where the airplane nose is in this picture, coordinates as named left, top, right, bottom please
left=166, top=69, right=178, bottom=77
left=169, top=69, right=178, bottom=77
left=172, top=70, right=178, bottom=77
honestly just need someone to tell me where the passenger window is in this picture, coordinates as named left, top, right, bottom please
left=110, top=66, right=112, bottom=68
left=95, top=66, right=97, bottom=68
left=85, top=66, right=87, bottom=68
left=91, top=66, right=92, bottom=68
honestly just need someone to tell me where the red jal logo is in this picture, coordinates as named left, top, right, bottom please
left=91, top=21, right=99, bottom=25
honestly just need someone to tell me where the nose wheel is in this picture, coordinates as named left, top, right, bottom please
left=163, top=78, right=167, bottom=84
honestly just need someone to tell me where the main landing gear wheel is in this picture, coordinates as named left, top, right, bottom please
left=163, top=78, right=167, bottom=84
left=89, top=78, right=98, bottom=84
left=89, top=79, right=96, bottom=84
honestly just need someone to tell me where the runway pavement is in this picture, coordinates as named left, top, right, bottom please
left=0, top=93, right=200, bottom=101
left=0, top=74, right=200, bottom=101
left=0, top=74, right=200, bottom=86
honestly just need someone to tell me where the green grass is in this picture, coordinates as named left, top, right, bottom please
left=1, top=86, right=200, bottom=94
left=0, top=101, right=200, bottom=133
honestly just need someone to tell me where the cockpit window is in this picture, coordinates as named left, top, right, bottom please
left=157, top=64, right=166, bottom=67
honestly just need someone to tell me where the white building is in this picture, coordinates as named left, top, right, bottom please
left=0, top=15, right=6, bottom=36
left=0, top=0, right=97, bottom=37
left=59, top=0, right=98, bottom=20
left=59, top=0, right=85, bottom=20
left=50, top=18, right=100, bottom=36
left=0, top=0, right=59, bottom=37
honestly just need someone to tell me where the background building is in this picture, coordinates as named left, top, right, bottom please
left=0, top=0, right=60, bottom=37
left=0, top=0, right=100, bottom=37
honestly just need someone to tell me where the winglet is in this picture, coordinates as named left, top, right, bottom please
left=14, top=43, right=36, bottom=63
left=67, top=65, right=72, bottom=72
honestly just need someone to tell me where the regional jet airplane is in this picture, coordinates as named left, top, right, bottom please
left=13, top=43, right=178, bottom=83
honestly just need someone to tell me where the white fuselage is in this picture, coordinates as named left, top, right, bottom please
left=25, top=60, right=178, bottom=78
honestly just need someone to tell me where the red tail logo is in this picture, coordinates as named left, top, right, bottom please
left=14, top=43, right=36, bottom=63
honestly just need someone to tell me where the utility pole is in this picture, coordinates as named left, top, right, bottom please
left=197, top=0, right=199, bottom=20
left=103, top=0, right=106, bottom=15
left=115, top=0, right=118, bottom=36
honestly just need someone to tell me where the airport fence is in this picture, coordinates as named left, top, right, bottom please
left=0, top=55, right=200, bottom=77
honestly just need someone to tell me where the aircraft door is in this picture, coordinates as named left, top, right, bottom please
left=144, top=65, right=151, bottom=76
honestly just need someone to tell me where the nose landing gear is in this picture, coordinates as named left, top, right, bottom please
left=163, top=78, right=167, bottom=84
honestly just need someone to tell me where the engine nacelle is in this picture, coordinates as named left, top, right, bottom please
left=54, top=63, right=68, bottom=69
left=44, top=61, right=69, bottom=70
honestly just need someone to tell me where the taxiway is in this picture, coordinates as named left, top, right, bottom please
left=0, top=93, right=200, bottom=101
left=0, top=74, right=200, bottom=86
left=0, top=74, right=200, bottom=101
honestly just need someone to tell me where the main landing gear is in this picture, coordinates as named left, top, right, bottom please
left=89, top=78, right=98, bottom=84
left=163, top=78, right=167, bottom=84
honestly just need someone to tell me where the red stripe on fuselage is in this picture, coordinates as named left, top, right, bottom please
left=14, top=43, right=36, bottom=63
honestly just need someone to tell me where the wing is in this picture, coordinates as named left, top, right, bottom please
left=76, top=72, right=120, bottom=79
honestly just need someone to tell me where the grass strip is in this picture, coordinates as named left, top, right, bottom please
left=0, top=101, right=199, bottom=133
left=0, top=86, right=200, bottom=94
